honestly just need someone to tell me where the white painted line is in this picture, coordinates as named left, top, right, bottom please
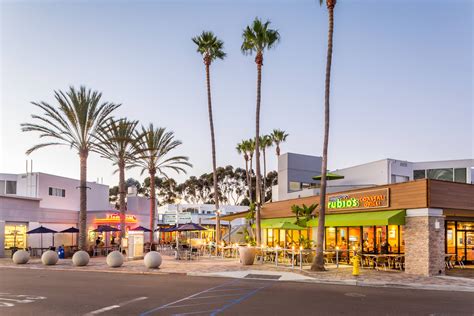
left=84, top=296, right=147, bottom=315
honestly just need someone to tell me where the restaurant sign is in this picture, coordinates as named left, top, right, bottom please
left=94, top=213, right=138, bottom=223
left=327, top=188, right=389, bottom=211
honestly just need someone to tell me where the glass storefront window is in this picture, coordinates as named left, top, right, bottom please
left=427, top=168, right=453, bottom=181
left=4, top=223, right=27, bottom=250
left=400, top=226, right=405, bottom=253
left=279, top=230, right=285, bottom=247
left=446, top=221, right=456, bottom=254
left=348, top=227, right=361, bottom=250
left=376, top=226, right=388, bottom=254
left=388, top=225, right=399, bottom=253
left=325, top=227, right=336, bottom=250
left=267, top=229, right=274, bottom=247
left=457, top=222, right=474, bottom=231
left=336, top=227, right=348, bottom=250
left=362, top=227, right=375, bottom=253
left=454, top=168, right=467, bottom=183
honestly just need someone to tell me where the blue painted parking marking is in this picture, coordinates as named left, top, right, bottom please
left=140, top=280, right=273, bottom=316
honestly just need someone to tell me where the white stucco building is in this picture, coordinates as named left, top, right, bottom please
left=272, top=153, right=474, bottom=201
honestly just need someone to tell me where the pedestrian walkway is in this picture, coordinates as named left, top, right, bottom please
left=1, top=255, right=473, bottom=292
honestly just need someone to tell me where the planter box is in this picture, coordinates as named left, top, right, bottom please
left=238, top=246, right=256, bottom=265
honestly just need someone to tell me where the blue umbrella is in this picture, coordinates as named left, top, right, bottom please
left=27, top=226, right=58, bottom=250
left=130, top=225, right=152, bottom=232
left=60, top=227, right=79, bottom=246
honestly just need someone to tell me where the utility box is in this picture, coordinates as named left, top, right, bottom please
left=127, top=231, right=144, bottom=260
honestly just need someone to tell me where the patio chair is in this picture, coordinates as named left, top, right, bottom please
left=456, top=256, right=465, bottom=269
left=394, top=256, right=405, bottom=271
left=375, top=256, right=389, bottom=271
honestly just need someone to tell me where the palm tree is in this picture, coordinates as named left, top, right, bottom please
left=259, top=135, right=273, bottom=202
left=236, top=140, right=251, bottom=202
left=312, top=0, right=337, bottom=272
left=21, top=86, right=120, bottom=250
left=95, top=118, right=140, bottom=240
left=241, top=17, right=280, bottom=246
left=270, top=129, right=289, bottom=157
left=133, top=124, right=191, bottom=243
left=246, top=138, right=256, bottom=202
left=192, top=31, right=226, bottom=244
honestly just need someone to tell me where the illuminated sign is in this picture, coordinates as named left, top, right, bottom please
left=94, top=213, right=138, bottom=224
left=327, top=188, right=389, bottom=211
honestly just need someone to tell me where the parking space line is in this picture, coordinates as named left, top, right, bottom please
left=140, top=280, right=273, bottom=316
left=84, top=296, right=147, bottom=315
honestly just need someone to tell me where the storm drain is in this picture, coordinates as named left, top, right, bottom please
left=244, top=274, right=281, bottom=280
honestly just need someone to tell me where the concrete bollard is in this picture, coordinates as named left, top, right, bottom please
left=12, top=250, right=30, bottom=264
left=41, top=250, right=59, bottom=265
left=144, top=251, right=162, bottom=269
left=106, top=251, right=124, bottom=268
left=72, top=251, right=90, bottom=266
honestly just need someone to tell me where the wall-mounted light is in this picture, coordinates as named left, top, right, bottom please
left=434, top=219, right=440, bottom=231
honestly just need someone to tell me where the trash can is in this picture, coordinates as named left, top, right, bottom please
left=57, top=246, right=65, bottom=259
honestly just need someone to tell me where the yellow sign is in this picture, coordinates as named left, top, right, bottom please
left=327, top=188, right=389, bottom=211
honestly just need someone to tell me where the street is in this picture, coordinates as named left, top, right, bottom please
left=0, top=268, right=473, bottom=315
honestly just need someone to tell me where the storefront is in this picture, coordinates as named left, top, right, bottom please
left=260, top=179, right=474, bottom=276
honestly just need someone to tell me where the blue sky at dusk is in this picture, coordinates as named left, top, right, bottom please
left=1, top=0, right=472, bottom=186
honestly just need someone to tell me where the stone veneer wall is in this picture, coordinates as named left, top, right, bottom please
left=405, top=213, right=445, bottom=276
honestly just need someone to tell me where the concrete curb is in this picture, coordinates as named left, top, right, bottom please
left=2, top=265, right=473, bottom=293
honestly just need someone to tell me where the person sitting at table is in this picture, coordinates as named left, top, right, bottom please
left=380, top=240, right=391, bottom=254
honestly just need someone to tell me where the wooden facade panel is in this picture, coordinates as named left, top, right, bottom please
left=261, top=180, right=429, bottom=219
left=428, top=180, right=474, bottom=211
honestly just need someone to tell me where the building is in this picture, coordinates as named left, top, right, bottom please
left=157, top=203, right=248, bottom=243
left=273, top=153, right=473, bottom=201
left=0, top=172, right=156, bottom=257
left=259, top=153, right=474, bottom=276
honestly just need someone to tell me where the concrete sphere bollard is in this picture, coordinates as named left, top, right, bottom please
left=106, top=251, right=124, bottom=268
left=144, top=251, right=162, bottom=269
left=41, top=250, right=59, bottom=265
left=72, top=251, right=90, bottom=266
left=12, top=250, right=30, bottom=264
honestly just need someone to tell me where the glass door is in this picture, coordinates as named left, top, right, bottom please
left=456, top=232, right=466, bottom=260
left=466, top=232, right=474, bottom=261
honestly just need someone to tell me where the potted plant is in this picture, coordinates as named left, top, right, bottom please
left=239, top=238, right=257, bottom=265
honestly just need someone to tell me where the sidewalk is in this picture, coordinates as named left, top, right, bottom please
left=1, top=255, right=473, bottom=292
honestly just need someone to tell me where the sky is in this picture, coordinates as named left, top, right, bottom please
left=1, top=0, right=472, bottom=187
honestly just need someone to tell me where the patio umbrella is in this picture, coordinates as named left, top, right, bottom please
left=130, top=225, right=152, bottom=232
left=312, top=172, right=344, bottom=181
left=177, top=223, right=207, bottom=250
left=60, top=227, right=79, bottom=246
left=93, top=225, right=120, bottom=248
left=26, top=226, right=58, bottom=250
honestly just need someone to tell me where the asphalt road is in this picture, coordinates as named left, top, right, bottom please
left=0, top=268, right=473, bottom=316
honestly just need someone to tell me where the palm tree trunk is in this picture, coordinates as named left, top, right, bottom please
left=78, top=150, right=88, bottom=250
left=254, top=54, right=263, bottom=246
left=205, top=62, right=220, bottom=244
left=149, top=171, right=156, bottom=243
left=312, top=3, right=335, bottom=271
left=262, top=147, right=267, bottom=203
left=249, top=157, right=253, bottom=203
left=276, top=144, right=280, bottom=156
left=244, top=158, right=251, bottom=202
left=118, top=160, right=126, bottom=241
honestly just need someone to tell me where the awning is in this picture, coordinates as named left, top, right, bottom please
left=258, top=217, right=306, bottom=230
left=312, top=172, right=344, bottom=180
left=210, top=210, right=249, bottom=221
left=307, top=210, right=406, bottom=227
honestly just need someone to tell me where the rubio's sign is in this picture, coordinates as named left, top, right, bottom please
left=328, top=188, right=389, bottom=211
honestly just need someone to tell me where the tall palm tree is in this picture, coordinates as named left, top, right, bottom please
left=21, top=86, right=120, bottom=250
left=95, top=118, right=140, bottom=240
left=259, top=135, right=273, bottom=203
left=192, top=31, right=226, bottom=244
left=246, top=138, right=256, bottom=203
left=236, top=140, right=251, bottom=202
left=133, top=124, right=191, bottom=243
left=241, top=17, right=280, bottom=246
left=270, top=129, right=289, bottom=157
left=312, top=0, right=337, bottom=272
